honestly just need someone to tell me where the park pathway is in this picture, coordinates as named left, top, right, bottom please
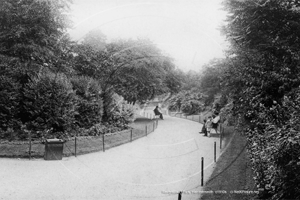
left=0, top=115, right=221, bottom=200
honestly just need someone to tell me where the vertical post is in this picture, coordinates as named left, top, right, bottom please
left=156, top=119, right=158, bottom=128
left=178, top=191, right=182, bottom=200
left=214, top=142, right=216, bottom=162
left=153, top=121, right=155, bottom=131
left=145, top=125, right=147, bottom=136
left=130, top=129, right=133, bottom=142
left=201, top=157, right=204, bottom=186
left=180, top=113, right=182, bottom=118
left=75, top=136, right=77, bottom=157
left=220, top=128, right=222, bottom=149
left=102, top=134, right=105, bottom=152
left=199, top=115, right=201, bottom=123
left=28, top=131, right=32, bottom=160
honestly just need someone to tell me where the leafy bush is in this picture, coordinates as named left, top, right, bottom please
left=244, top=90, right=300, bottom=200
left=71, top=76, right=103, bottom=128
left=168, top=90, right=205, bottom=114
left=168, top=94, right=183, bottom=112
left=0, top=75, right=21, bottom=131
left=181, top=100, right=203, bottom=115
left=105, top=93, right=136, bottom=130
left=22, top=70, right=78, bottom=134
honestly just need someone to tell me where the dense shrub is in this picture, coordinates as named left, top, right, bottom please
left=71, top=76, right=103, bottom=128
left=105, top=93, right=136, bottom=130
left=168, top=90, right=205, bottom=114
left=22, top=70, right=78, bottom=134
left=0, top=75, right=21, bottom=131
left=244, top=90, right=300, bottom=200
left=181, top=100, right=203, bottom=115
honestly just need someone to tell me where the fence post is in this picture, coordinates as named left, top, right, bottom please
left=102, top=134, right=105, bottom=152
left=153, top=121, right=155, bottom=131
left=220, top=124, right=222, bottom=149
left=178, top=191, right=182, bottom=200
left=75, top=136, right=77, bottom=157
left=28, top=131, right=32, bottom=160
left=214, top=142, right=216, bottom=162
left=201, top=157, right=204, bottom=186
left=145, top=125, right=147, bottom=136
left=130, top=129, right=133, bottom=142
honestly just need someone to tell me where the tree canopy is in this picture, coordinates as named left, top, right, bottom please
left=0, top=0, right=183, bottom=139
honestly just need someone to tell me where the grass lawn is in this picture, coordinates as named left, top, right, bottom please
left=0, top=115, right=158, bottom=159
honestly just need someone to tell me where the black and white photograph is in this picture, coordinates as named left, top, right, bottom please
left=1, top=0, right=299, bottom=199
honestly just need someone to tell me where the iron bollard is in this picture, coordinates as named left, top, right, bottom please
left=178, top=191, right=182, bottom=200
left=214, top=142, right=216, bottom=162
left=75, top=137, right=77, bottom=157
left=145, top=125, right=147, bottom=136
left=201, top=157, right=204, bottom=186
left=102, top=134, right=105, bottom=152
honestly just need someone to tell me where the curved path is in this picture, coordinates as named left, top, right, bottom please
left=0, top=115, right=221, bottom=200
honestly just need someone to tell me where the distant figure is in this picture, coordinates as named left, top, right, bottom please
left=153, top=106, right=163, bottom=119
left=205, top=116, right=213, bottom=137
left=199, top=118, right=207, bottom=135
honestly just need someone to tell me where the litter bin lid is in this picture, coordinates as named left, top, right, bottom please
left=46, top=139, right=64, bottom=143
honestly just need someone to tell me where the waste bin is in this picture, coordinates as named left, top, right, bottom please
left=44, top=139, right=64, bottom=160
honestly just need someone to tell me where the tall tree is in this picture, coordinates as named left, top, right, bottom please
left=0, top=0, right=73, bottom=126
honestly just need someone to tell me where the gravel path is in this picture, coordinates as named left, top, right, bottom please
left=0, top=115, right=221, bottom=200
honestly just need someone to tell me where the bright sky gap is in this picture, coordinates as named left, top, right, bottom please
left=68, top=0, right=228, bottom=71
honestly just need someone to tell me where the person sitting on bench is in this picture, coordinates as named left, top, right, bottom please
left=212, top=114, right=220, bottom=133
left=153, top=106, right=163, bottom=119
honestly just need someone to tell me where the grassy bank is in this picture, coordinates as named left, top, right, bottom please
left=200, top=131, right=257, bottom=200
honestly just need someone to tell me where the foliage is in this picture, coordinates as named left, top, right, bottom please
left=0, top=0, right=182, bottom=141
left=105, top=38, right=181, bottom=103
left=0, top=75, right=21, bottom=131
left=0, top=0, right=72, bottom=72
left=222, top=0, right=300, bottom=199
left=104, top=93, right=136, bottom=130
left=82, top=29, right=107, bottom=51
left=23, top=70, right=77, bottom=133
left=168, top=89, right=205, bottom=114
left=71, top=76, right=103, bottom=129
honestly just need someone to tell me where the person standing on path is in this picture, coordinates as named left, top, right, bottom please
left=205, top=116, right=212, bottom=137
left=200, top=119, right=207, bottom=134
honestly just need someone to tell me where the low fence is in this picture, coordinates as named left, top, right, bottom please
left=0, top=120, right=158, bottom=159
left=142, top=109, right=168, bottom=119
left=1, top=112, right=238, bottom=199
left=169, top=112, right=235, bottom=151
